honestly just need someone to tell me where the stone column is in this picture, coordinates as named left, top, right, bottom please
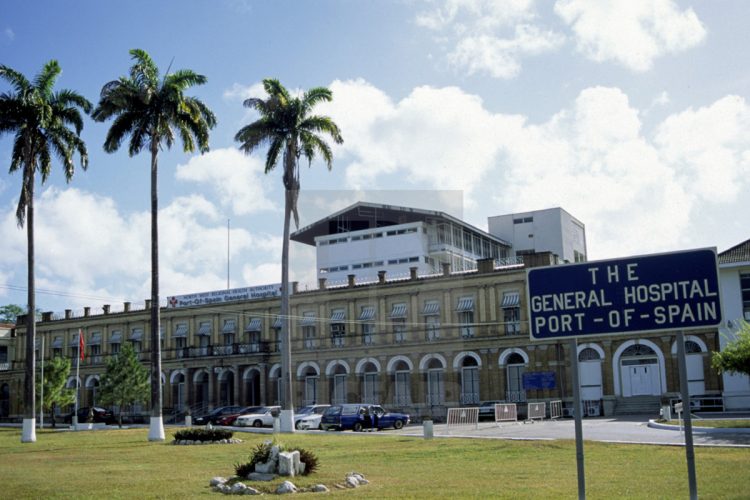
left=208, top=367, right=217, bottom=410
left=186, top=368, right=195, bottom=409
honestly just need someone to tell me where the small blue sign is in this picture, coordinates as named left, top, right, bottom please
left=527, top=248, right=722, bottom=340
left=523, top=371, right=557, bottom=390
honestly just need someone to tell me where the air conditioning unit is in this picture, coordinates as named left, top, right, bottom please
left=586, top=406, right=599, bottom=417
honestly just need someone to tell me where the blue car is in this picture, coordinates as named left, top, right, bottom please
left=320, top=404, right=410, bottom=431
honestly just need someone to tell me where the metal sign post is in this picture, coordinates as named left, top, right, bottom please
left=676, top=331, right=698, bottom=500
left=570, top=337, right=585, bottom=500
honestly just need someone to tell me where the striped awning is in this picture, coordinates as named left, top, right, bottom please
left=272, top=316, right=283, bottom=329
left=245, top=318, right=262, bottom=332
left=330, top=310, right=346, bottom=322
left=222, top=319, right=236, bottom=334
left=197, top=322, right=212, bottom=336
left=51, top=336, right=63, bottom=349
left=89, top=332, right=102, bottom=345
left=390, top=304, right=407, bottom=319
left=174, top=323, right=188, bottom=338
left=359, top=306, right=375, bottom=321
left=300, top=314, right=316, bottom=327
left=108, top=331, right=122, bottom=343
left=422, top=301, right=440, bottom=316
left=129, top=328, right=144, bottom=341
left=501, top=292, right=520, bottom=308
left=456, top=297, right=474, bottom=312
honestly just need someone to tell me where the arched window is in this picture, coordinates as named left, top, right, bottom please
left=460, top=356, right=479, bottom=405
left=331, top=364, right=348, bottom=405
left=506, top=353, right=526, bottom=402
left=426, top=358, right=445, bottom=406
left=621, top=344, right=656, bottom=357
left=303, top=367, right=319, bottom=405
left=393, top=361, right=411, bottom=406
left=579, top=347, right=601, bottom=362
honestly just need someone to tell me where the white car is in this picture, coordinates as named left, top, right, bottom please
left=294, top=404, right=330, bottom=429
left=297, top=414, right=323, bottom=430
left=235, top=406, right=280, bottom=428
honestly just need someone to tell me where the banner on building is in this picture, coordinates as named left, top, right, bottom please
left=167, top=284, right=281, bottom=308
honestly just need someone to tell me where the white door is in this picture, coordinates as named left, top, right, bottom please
left=579, top=361, right=603, bottom=400
left=686, top=355, right=705, bottom=395
left=622, top=361, right=660, bottom=396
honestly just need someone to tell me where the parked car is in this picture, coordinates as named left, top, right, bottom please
left=216, top=406, right=263, bottom=426
left=294, top=404, right=330, bottom=429
left=235, top=406, right=281, bottom=428
left=478, top=400, right=504, bottom=421
left=193, top=405, right=245, bottom=425
left=63, top=406, right=115, bottom=424
left=320, top=404, right=410, bottom=431
left=297, top=413, right=323, bottom=430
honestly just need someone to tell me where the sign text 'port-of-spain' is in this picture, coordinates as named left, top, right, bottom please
left=167, top=284, right=281, bottom=308
left=526, top=248, right=722, bottom=340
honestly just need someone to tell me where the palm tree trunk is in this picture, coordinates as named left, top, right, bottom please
left=279, top=148, right=295, bottom=432
left=22, top=165, right=36, bottom=443
left=148, top=142, right=164, bottom=441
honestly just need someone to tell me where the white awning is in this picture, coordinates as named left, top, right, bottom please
left=174, top=323, right=188, bottom=338
left=245, top=318, right=262, bottom=332
left=222, top=319, right=236, bottom=334
left=108, top=331, right=122, bottom=344
left=272, top=316, right=283, bottom=329
left=390, top=304, right=407, bottom=319
left=501, top=292, right=520, bottom=308
left=330, top=310, right=346, bottom=322
left=422, top=301, right=440, bottom=316
left=359, top=306, right=375, bottom=321
left=51, top=337, right=63, bottom=349
left=300, top=314, right=316, bottom=327
left=89, top=332, right=102, bottom=345
left=197, top=322, right=212, bottom=336
left=129, top=328, right=143, bottom=341
left=456, top=297, right=474, bottom=312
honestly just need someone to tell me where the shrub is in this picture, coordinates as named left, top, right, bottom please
left=234, top=461, right=254, bottom=478
left=248, top=441, right=275, bottom=469
left=173, top=428, right=233, bottom=442
left=295, top=447, right=319, bottom=476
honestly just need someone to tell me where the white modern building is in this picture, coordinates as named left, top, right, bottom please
left=717, top=238, right=750, bottom=410
left=488, top=207, right=587, bottom=264
left=291, top=202, right=515, bottom=284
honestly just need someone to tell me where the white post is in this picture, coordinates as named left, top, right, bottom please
left=39, top=336, right=44, bottom=429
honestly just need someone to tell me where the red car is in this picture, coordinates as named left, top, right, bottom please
left=216, top=406, right=262, bottom=426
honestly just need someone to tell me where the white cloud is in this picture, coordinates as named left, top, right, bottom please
left=223, top=82, right=266, bottom=101
left=175, top=148, right=276, bottom=216
left=416, top=0, right=564, bottom=79
left=4, top=28, right=14, bottom=41
left=555, top=0, right=706, bottom=71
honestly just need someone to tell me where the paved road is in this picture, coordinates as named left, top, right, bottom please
left=389, top=415, right=750, bottom=447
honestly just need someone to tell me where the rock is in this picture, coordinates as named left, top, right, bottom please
left=270, top=445, right=280, bottom=462
left=247, top=472, right=276, bottom=482
left=311, top=484, right=329, bottom=493
left=210, top=477, right=228, bottom=487
left=254, top=461, right=275, bottom=474
left=231, top=482, right=249, bottom=494
left=345, top=476, right=360, bottom=488
left=276, top=481, right=297, bottom=494
left=243, top=486, right=260, bottom=495
left=297, top=462, right=306, bottom=475
left=278, top=451, right=300, bottom=477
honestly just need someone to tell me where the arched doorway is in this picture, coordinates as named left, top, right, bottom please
left=425, top=358, right=445, bottom=406
left=671, top=337, right=707, bottom=395
left=243, top=368, right=261, bottom=406
left=459, top=356, right=480, bottom=405
left=506, top=352, right=527, bottom=402
left=619, top=344, right=661, bottom=396
left=219, top=370, right=235, bottom=406
left=85, top=377, right=100, bottom=407
left=359, top=361, right=379, bottom=404
left=193, top=371, right=209, bottom=410
left=330, top=364, right=348, bottom=405
left=171, top=372, right=186, bottom=411
left=578, top=346, right=603, bottom=400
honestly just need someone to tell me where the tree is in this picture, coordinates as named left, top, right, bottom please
left=36, top=356, right=75, bottom=428
left=0, top=304, right=24, bottom=323
left=92, top=49, right=216, bottom=441
left=235, top=79, right=342, bottom=431
left=713, top=321, right=750, bottom=377
left=97, top=342, right=149, bottom=428
left=0, top=61, right=90, bottom=443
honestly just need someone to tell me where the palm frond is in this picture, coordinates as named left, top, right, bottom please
left=301, top=87, right=333, bottom=113
left=263, top=78, right=290, bottom=105
left=264, top=137, right=284, bottom=173
left=300, top=131, right=334, bottom=169
left=300, top=115, right=343, bottom=144
left=0, top=65, right=31, bottom=94
left=32, top=60, right=61, bottom=96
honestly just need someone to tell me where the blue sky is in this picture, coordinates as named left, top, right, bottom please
left=1, top=0, right=749, bottom=313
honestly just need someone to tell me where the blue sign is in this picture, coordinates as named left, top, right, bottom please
left=523, top=371, right=557, bottom=390
left=527, top=248, right=722, bottom=340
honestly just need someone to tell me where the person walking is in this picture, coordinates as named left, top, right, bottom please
left=371, top=405, right=379, bottom=431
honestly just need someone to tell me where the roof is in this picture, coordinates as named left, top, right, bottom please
left=290, top=201, right=511, bottom=247
left=718, top=238, right=750, bottom=265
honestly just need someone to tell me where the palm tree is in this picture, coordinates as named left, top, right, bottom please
left=92, top=49, right=216, bottom=441
left=0, top=61, right=91, bottom=443
left=235, top=79, right=342, bottom=431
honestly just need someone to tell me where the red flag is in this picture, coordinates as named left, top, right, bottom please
left=79, top=329, right=85, bottom=361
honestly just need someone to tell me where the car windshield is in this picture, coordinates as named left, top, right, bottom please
left=297, top=406, right=315, bottom=414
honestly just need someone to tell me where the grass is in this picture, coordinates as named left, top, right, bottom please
left=666, top=419, right=750, bottom=429
left=0, top=427, right=749, bottom=499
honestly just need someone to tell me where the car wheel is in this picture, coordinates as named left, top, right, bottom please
left=394, top=419, right=404, bottom=430
left=317, top=423, right=323, bottom=430
left=353, top=422, right=363, bottom=432
left=253, top=419, right=263, bottom=428
left=295, top=421, right=302, bottom=430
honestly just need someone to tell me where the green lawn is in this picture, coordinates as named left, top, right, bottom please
left=666, top=419, right=750, bottom=429
left=1, top=427, right=748, bottom=499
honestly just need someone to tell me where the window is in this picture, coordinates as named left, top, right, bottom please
left=426, top=315, right=440, bottom=341
left=362, top=323, right=375, bottom=345
left=506, top=352, right=527, bottom=402
left=362, top=364, right=379, bottom=404
left=456, top=297, right=474, bottom=338
left=330, top=309, right=346, bottom=347
left=742, top=273, right=750, bottom=320
left=502, top=292, right=521, bottom=335
left=460, top=357, right=480, bottom=405
left=394, top=363, right=411, bottom=406
left=301, top=313, right=316, bottom=350
left=390, top=303, right=407, bottom=343
left=426, top=359, right=445, bottom=405
left=90, top=344, right=101, bottom=363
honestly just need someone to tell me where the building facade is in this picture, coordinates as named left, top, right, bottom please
left=0, top=257, right=721, bottom=422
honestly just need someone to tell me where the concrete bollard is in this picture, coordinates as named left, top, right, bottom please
left=423, top=420, right=433, bottom=439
